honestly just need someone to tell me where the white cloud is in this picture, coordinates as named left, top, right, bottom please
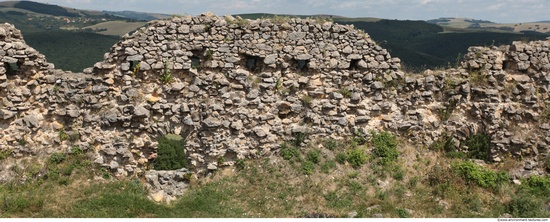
left=420, top=0, right=437, bottom=4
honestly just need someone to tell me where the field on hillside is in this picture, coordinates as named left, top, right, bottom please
left=485, top=22, right=550, bottom=33
left=84, top=21, right=148, bottom=36
left=429, top=18, right=550, bottom=34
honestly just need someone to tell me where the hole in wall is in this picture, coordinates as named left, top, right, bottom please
left=244, top=55, right=263, bottom=73
left=129, top=60, right=140, bottom=71
left=292, top=59, right=309, bottom=73
left=349, top=59, right=361, bottom=70
left=4, top=62, right=20, bottom=75
left=191, top=57, right=201, bottom=69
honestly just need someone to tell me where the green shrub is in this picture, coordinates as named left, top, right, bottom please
left=70, top=146, right=83, bottom=155
left=68, top=131, right=80, bottom=142
left=519, top=175, right=550, bottom=196
left=0, top=149, right=13, bottom=160
left=339, top=88, right=352, bottom=98
left=58, top=130, right=69, bottom=142
left=160, top=60, right=174, bottom=84
left=335, top=152, right=348, bottom=164
left=352, top=129, right=367, bottom=146
left=152, top=136, right=187, bottom=170
left=61, top=165, right=74, bottom=176
left=292, top=132, right=307, bottom=147
left=396, top=208, right=409, bottom=218
left=452, top=160, right=508, bottom=189
left=280, top=143, right=300, bottom=161
left=17, top=138, right=26, bottom=146
left=320, top=159, right=336, bottom=174
left=49, top=152, right=66, bottom=165
left=372, top=131, right=398, bottom=165
left=464, top=133, right=490, bottom=161
left=347, top=148, right=367, bottom=168
left=306, top=150, right=321, bottom=164
left=392, top=165, right=405, bottom=181
left=447, top=151, right=467, bottom=159
left=301, top=95, right=314, bottom=108
left=302, top=161, right=315, bottom=175
left=507, top=193, right=548, bottom=218
left=429, top=133, right=456, bottom=152
left=324, top=139, right=339, bottom=150
left=236, top=159, right=246, bottom=170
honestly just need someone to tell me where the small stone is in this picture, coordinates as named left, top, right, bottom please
left=332, top=92, right=344, bottom=100
left=247, top=89, right=259, bottom=99
left=109, top=160, right=119, bottom=169
left=151, top=190, right=164, bottom=202
left=171, top=82, right=185, bottom=91
left=23, top=115, right=40, bottom=129
left=372, top=81, right=384, bottom=89
left=0, top=109, right=16, bottom=119
left=203, top=117, right=222, bottom=127
left=253, top=126, right=269, bottom=137
left=230, top=120, right=243, bottom=130
left=524, top=160, right=536, bottom=170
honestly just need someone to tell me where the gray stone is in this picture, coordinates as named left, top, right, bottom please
left=372, top=81, right=384, bottom=89
left=253, top=126, right=269, bottom=137
left=247, top=89, right=259, bottom=99
left=134, top=106, right=150, bottom=118
left=203, top=117, right=222, bottom=127
left=288, top=32, right=306, bottom=40
left=22, top=115, right=39, bottom=129
left=230, top=120, right=243, bottom=130
left=0, top=109, right=15, bottom=119
left=264, top=54, right=278, bottom=65
left=103, top=110, right=119, bottom=123
left=332, top=92, right=344, bottom=100
left=92, top=85, right=109, bottom=93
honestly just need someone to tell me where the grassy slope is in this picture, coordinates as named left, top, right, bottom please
left=1, top=132, right=549, bottom=218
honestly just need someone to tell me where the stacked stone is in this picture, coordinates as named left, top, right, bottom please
left=95, top=13, right=402, bottom=77
left=0, top=14, right=549, bottom=193
left=90, top=13, right=405, bottom=173
left=464, top=40, right=550, bottom=73
left=0, top=23, right=53, bottom=79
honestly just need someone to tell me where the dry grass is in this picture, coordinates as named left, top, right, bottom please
left=1, top=132, right=547, bottom=218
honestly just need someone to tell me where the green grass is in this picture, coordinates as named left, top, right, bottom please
left=1, top=133, right=549, bottom=218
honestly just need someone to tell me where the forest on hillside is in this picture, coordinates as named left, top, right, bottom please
left=343, top=20, right=550, bottom=71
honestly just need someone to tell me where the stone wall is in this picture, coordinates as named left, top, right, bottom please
left=0, top=13, right=549, bottom=186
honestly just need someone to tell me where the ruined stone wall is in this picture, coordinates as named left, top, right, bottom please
left=0, top=14, right=549, bottom=184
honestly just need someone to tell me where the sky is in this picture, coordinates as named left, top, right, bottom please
left=31, top=0, right=549, bottom=23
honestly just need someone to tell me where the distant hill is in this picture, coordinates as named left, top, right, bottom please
left=346, top=19, right=549, bottom=71
left=234, top=13, right=381, bottom=22
left=428, top=17, right=550, bottom=34
left=103, top=10, right=171, bottom=21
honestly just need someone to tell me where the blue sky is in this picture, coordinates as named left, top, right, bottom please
left=33, top=0, right=548, bottom=23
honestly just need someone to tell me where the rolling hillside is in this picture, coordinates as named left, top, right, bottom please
left=345, top=19, right=550, bottom=71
